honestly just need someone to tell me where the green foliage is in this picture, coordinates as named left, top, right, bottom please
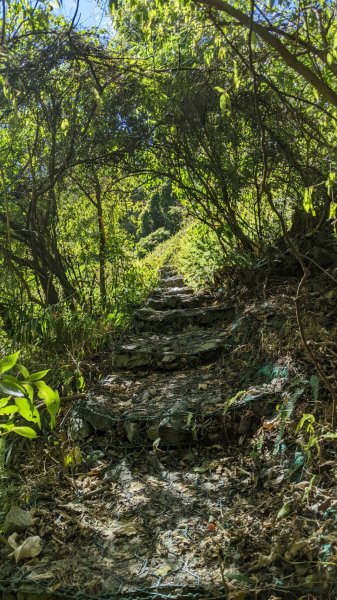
left=1, top=0, right=337, bottom=439
left=0, top=351, right=60, bottom=438
left=171, top=222, right=226, bottom=289
left=303, top=187, right=316, bottom=216
left=273, top=379, right=306, bottom=455
left=137, top=228, right=171, bottom=257
left=296, top=413, right=320, bottom=460
left=137, top=181, right=182, bottom=239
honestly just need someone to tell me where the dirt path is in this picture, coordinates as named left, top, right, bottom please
left=1, top=267, right=337, bottom=599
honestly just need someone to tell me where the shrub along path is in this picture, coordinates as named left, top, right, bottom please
left=1, top=266, right=337, bottom=599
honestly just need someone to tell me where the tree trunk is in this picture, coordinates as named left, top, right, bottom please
left=95, top=182, right=107, bottom=310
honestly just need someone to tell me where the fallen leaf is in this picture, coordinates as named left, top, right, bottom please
left=12, top=536, right=42, bottom=562
left=155, top=562, right=172, bottom=577
left=251, top=545, right=280, bottom=570
left=129, top=481, right=145, bottom=493
left=284, top=539, right=311, bottom=560
left=276, top=502, right=292, bottom=520
left=7, top=532, right=19, bottom=550
left=108, top=520, right=141, bottom=537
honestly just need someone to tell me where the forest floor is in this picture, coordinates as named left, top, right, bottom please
left=1, top=265, right=337, bottom=600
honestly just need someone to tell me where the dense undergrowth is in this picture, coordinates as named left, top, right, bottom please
left=1, top=254, right=159, bottom=389
left=1, top=220, right=227, bottom=395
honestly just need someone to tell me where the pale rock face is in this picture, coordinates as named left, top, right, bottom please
left=67, top=415, right=93, bottom=441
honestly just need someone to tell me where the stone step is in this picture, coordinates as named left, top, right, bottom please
left=159, top=265, right=176, bottom=276
left=149, top=286, right=195, bottom=298
left=161, top=275, right=185, bottom=288
left=112, top=327, right=229, bottom=371
left=146, top=292, right=212, bottom=310
left=69, top=366, right=282, bottom=446
left=132, top=305, right=234, bottom=333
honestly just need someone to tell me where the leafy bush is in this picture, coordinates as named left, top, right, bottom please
left=137, top=180, right=182, bottom=239
left=0, top=351, right=60, bottom=438
left=138, top=221, right=225, bottom=288
left=137, top=227, right=172, bottom=257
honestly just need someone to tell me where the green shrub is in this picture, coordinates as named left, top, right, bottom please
left=137, top=227, right=171, bottom=257
left=0, top=351, right=59, bottom=438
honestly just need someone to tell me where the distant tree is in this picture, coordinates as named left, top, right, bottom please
left=137, top=180, right=182, bottom=239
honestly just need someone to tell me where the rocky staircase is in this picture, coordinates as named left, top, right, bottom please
left=114, top=267, right=234, bottom=365
left=69, top=266, right=239, bottom=447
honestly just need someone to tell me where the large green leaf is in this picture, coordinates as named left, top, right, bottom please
left=0, top=397, right=10, bottom=409
left=0, top=351, right=20, bottom=374
left=303, top=186, right=316, bottom=216
left=15, top=397, right=41, bottom=428
left=2, top=374, right=23, bottom=384
left=23, top=383, right=34, bottom=401
left=18, top=364, right=30, bottom=379
left=27, top=369, right=50, bottom=382
left=0, top=377, right=26, bottom=397
left=0, top=423, right=38, bottom=438
left=34, top=381, right=60, bottom=429
left=12, top=426, right=38, bottom=439
left=0, top=405, right=19, bottom=416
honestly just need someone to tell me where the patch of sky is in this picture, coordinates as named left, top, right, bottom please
left=55, top=0, right=112, bottom=31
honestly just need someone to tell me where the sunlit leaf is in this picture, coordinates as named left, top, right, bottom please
left=0, top=405, right=19, bottom=415
left=0, top=397, right=10, bottom=409
left=329, top=202, right=337, bottom=218
left=0, top=424, right=38, bottom=438
left=296, top=413, right=315, bottom=433
left=0, top=377, right=26, bottom=398
left=63, top=446, right=82, bottom=467
left=0, top=351, right=20, bottom=374
left=326, top=171, right=336, bottom=196
left=18, top=364, right=30, bottom=379
left=219, top=91, right=230, bottom=114
left=34, top=381, right=60, bottom=429
left=27, top=370, right=50, bottom=382
left=15, top=397, right=41, bottom=429
left=303, top=187, right=316, bottom=216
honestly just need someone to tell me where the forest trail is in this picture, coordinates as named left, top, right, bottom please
left=1, top=269, right=337, bottom=599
